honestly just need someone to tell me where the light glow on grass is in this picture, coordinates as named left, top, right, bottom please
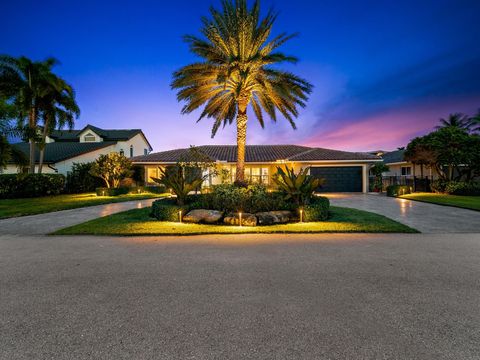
left=400, top=192, right=480, bottom=212
left=52, top=206, right=418, bottom=236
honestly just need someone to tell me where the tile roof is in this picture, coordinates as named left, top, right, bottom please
left=132, top=145, right=381, bottom=163
left=11, top=142, right=116, bottom=163
left=381, top=149, right=406, bottom=164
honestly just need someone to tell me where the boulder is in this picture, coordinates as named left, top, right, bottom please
left=183, top=209, right=223, bottom=224
left=223, top=213, right=257, bottom=227
left=255, top=211, right=293, bottom=225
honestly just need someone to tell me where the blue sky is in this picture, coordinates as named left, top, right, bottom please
left=2, top=0, right=480, bottom=151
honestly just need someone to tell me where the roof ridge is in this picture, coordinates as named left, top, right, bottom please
left=286, top=147, right=317, bottom=160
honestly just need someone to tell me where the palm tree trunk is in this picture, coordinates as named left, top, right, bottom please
left=235, top=110, right=247, bottom=184
left=38, top=119, right=49, bottom=174
left=28, top=70, right=36, bottom=174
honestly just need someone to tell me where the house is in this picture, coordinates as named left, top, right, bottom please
left=132, top=145, right=382, bottom=193
left=4, top=125, right=152, bottom=175
left=380, top=149, right=438, bottom=178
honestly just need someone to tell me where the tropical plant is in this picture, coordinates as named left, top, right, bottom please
left=469, top=109, right=480, bottom=133
left=0, top=55, right=60, bottom=173
left=37, top=75, right=79, bottom=173
left=272, top=166, right=324, bottom=205
left=89, top=153, right=133, bottom=188
left=152, top=165, right=204, bottom=205
left=171, top=0, right=313, bottom=184
left=435, top=113, right=471, bottom=130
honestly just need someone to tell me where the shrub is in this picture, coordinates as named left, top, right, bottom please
left=150, top=198, right=189, bottom=221
left=386, top=185, right=412, bottom=197
left=431, top=180, right=480, bottom=195
left=0, top=174, right=65, bottom=198
left=272, top=166, right=324, bottom=205
left=145, top=185, right=167, bottom=194
left=152, top=165, right=203, bottom=205
left=194, top=184, right=295, bottom=214
left=303, top=196, right=330, bottom=221
left=95, top=187, right=129, bottom=196
left=65, top=162, right=104, bottom=194
left=89, top=153, right=132, bottom=188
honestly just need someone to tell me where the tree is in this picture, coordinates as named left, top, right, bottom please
left=435, top=113, right=471, bottom=130
left=89, top=153, right=132, bottom=188
left=469, top=109, right=480, bottom=133
left=370, top=163, right=389, bottom=191
left=0, top=99, right=27, bottom=170
left=171, top=0, right=312, bottom=184
left=37, top=76, right=80, bottom=173
left=0, top=55, right=72, bottom=173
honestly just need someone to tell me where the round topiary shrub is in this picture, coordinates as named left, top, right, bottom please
left=150, top=198, right=189, bottom=221
left=303, top=196, right=330, bottom=221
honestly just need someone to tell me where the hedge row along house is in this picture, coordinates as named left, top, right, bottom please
left=3, top=125, right=152, bottom=175
left=132, top=145, right=381, bottom=193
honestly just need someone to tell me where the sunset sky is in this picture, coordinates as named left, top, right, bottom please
left=3, top=0, right=480, bottom=152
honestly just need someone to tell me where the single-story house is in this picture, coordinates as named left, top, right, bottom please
left=380, top=149, right=438, bottom=178
left=132, top=145, right=382, bottom=193
left=3, top=124, right=152, bottom=175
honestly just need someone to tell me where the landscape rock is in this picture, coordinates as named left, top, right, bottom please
left=183, top=209, right=223, bottom=224
left=223, top=213, right=257, bottom=227
left=255, top=211, right=293, bottom=225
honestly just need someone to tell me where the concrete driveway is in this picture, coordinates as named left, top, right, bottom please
left=0, top=198, right=156, bottom=235
left=1, top=232, right=480, bottom=359
left=325, top=193, right=480, bottom=233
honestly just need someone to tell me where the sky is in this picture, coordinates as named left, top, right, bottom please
left=2, top=0, right=480, bottom=152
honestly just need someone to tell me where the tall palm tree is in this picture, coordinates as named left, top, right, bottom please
left=0, top=55, right=60, bottom=173
left=436, top=113, right=471, bottom=130
left=469, top=109, right=480, bottom=133
left=37, top=76, right=80, bottom=173
left=171, top=0, right=312, bottom=183
left=0, top=100, right=27, bottom=170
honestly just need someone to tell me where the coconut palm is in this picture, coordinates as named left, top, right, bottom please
left=0, top=55, right=60, bottom=173
left=171, top=0, right=312, bottom=183
left=469, top=109, right=480, bottom=133
left=435, top=113, right=471, bottom=130
left=37, top=76, right=80, bottom=173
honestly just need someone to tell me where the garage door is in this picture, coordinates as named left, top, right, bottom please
left=310, top=166, right=363, bottom=192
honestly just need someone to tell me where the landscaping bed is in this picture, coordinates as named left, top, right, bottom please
left=0, top=192, right=168, bottom=219
left=400, top=193, right=480, bottom=212
left=52, top=206, right=417, bottom=235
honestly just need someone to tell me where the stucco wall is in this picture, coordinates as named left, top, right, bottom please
left=383, top=162, right=438, bottom=178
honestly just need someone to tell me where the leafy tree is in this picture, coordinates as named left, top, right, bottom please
left=89, top=153, right=132, bottom=188
left=272, top=167, right=324, bottom=206
left=171, top=0, right=312, bottom=184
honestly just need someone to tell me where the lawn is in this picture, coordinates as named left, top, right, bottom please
left=0, top=193, right=168, bottom=219
left=400, top=192, right=480, bottom=211
left=53, top=206, right=417, bottom=235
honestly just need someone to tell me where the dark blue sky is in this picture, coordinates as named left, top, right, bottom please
left=3, top=0, right=480, bottom=151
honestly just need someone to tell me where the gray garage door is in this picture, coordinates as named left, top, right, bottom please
left=310, top=166, right=363, bottom=192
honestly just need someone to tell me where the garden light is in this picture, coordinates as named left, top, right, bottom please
left=178, top=210, right=182, bottom=223
left=299, top=208, right=303, bottom=223
left=238, top=212, right=242, bottom=227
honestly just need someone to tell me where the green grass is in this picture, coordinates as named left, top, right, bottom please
left=400, top=192, right=480, bottom=211
left=0, top=193, right=168, bottom=219
left=52, top=206, right=417, bottom=235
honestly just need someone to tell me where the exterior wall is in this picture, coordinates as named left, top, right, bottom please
left=139, top=161, right=375, bottom=193
left=111, top=134, right=151, bottom=158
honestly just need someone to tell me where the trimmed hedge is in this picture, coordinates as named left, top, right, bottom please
left=150, top=198, right=189, bottom=221
left=95, top=187, right=129, bottom=196
left=431, top=180, right=480, bottom=196
left=145, top=185, right=167, bottom=194
left=303, top=196, right=330, bottom=221
left=386, top=185, right=412, bottom=197
left=0, top=174, right=65, bottom=199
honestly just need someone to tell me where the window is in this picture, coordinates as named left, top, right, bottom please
left=144, top=148, right=148, bottom=155
left=130, top=145, right=134, bottom=158
left=84, top=133, right=96, bottom=142
left=245, top=167, right=269, bottom=184
left=119, top=149, right=124, bottom=156
left=401, top=166, right=412, bottom=176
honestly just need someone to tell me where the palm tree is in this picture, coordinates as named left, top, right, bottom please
left=436, top=113, right=471, bottom=130
left=469, top=109, right=480, bottom=133
left=0, top=55, right=60, bottom=173
left=171, top=0, right=312, bottom=183
left=37, top=76, right=80, bottom=173
left=0, top=100, right=27, bottom=170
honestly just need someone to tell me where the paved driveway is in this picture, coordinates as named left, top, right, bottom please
left=0, top=198, right=156, bottom=235
left=1, top=233, right=480, bottom=359
left=325, top=193, right=480, bottom=233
